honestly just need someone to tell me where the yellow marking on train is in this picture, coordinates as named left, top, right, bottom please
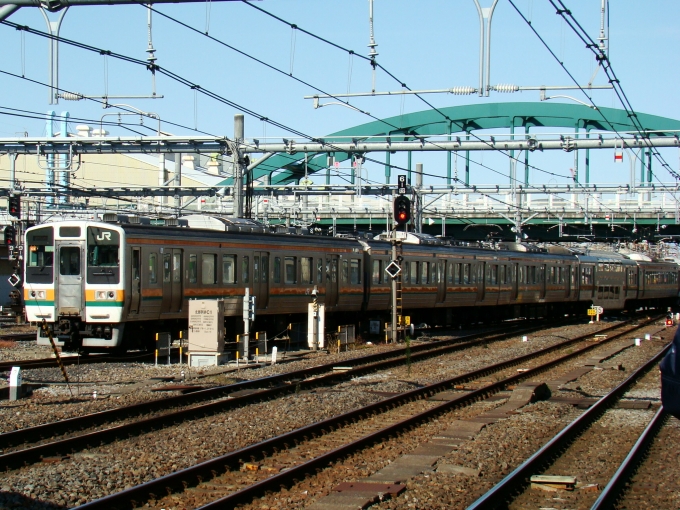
left=24, top=288, right=55, bottom=301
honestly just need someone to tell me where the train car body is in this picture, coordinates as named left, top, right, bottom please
left=22, top=217, right=680, bottom=352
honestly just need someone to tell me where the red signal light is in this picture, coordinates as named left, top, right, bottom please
left=394, top=196, right=411, bottom=226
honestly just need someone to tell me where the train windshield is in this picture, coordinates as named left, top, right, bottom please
left=26, top=226, right=54, bottom=284
left=87, top=227, right=120, bottom=284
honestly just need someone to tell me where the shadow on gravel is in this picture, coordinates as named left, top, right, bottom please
left=0, top=491, right=67, bottom=509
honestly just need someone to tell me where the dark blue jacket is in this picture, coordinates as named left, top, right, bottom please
left=660, top=327, right=680, bottom=418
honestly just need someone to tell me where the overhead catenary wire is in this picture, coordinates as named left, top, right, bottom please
left=502, top=0, right=679, bottom=220
left=140, top=0, right=594, bottom=220
left=0, top=10, right=634, bottom=219
left=507, top=0, right=680, bottom=207
left=234, top=0, right=620, bottom=218
left=549, top=0, right=679, bottom=182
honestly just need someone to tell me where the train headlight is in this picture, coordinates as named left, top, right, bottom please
left=31, top=290, right=46, bottom=299
left=96, top=290, right=116, bottom=300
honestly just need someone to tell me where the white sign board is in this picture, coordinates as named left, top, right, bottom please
left=188, top=300, right=225, bottom=353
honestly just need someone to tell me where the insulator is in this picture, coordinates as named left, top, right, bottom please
left=492, top=84, right=519, bottom=93
left=61, top=92, right=85, bottom=101
left=448, top=86, right=477, bottom=95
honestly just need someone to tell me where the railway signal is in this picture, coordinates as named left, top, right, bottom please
left=4, top=225, right=16, bottom=246
left=394, top=196, right=411, bottom=226
left=8, top=196, right=20, bottom=218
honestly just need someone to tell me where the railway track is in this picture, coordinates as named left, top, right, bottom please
left=605, top=407, right=680, bottom=509
left=591, top=407, right=669, bottom=510
left=0, top=350, right=158, bottom=372
left=73, top=316, right=664, bottom=509
left=0, top=320, right=561, bottom=468
left=467, top=338, right=669, bottom=509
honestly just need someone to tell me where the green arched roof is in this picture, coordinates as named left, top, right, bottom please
left=218, top=102, right=680, bottom=186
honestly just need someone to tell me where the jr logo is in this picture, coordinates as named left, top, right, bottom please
left=96, top=232, right=112, bottom=241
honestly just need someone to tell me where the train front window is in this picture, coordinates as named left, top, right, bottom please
left=28, top=245, right=54, bottom=268
left=26, top=226, right=55, bottom=284
left=87, top=227, right=120, bottom=284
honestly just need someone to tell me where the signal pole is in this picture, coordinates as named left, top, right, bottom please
left=389, top=175, right=410, bottom=343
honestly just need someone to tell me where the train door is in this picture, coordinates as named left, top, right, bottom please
left=161, top=248, right=183, bottom=314
left=325, top=254, right=339, bottom=308
left=436, top=259, right=446, bottom=303
left=253, top=251, right=270, bottom=309
left=129, top=247, right=141, bottom=315
left=56, top=241, right=84, bottom=316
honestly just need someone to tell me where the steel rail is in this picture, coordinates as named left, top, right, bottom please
left=0, top=351, right=152, bottom=372
left=466, top=342, right=671, bottom=510
left=590, top=406, right=669, bottom=510
left=77, top=318, right=659, bottom=510
left=0, top=321, right=550, bottom=461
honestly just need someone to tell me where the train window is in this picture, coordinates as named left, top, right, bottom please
left=59, top=246, right=80, bottom=276
left=447, top=262, right=454, bottom=284
left=329, top=258, right=338, bottom=283
left=491, top=265, right=498, bottom=285
left=421, top=262, right=429, bottom=284
left=273, top=257, right=281, bottom=283
left=132, top=250, right=140, bottom=281
left=149, top=253, right=157, bottom=284
left=284, top=256, right=296, bottom=284
left=350, top=259, right=361, bottom=285
left=341, top=260, right=348, bottom=284
left=518, top=266, right=524, bottom=284
left=463, top=264, right=470, bottom=284
left=317, top=258, right=323, bottom=284
left=163, top=253, right=171, bottom=283
left=499, top=265, right=506, bottom=284
left=222, top=255, right=236, bottom=284
left=301, top=257, right=313, bottom=285
left=261, top=256, right=269, bottom=284
left=28, top=245, right=54, bottom=268
left=410, top=261, right=418, bottom=284
left=202, top=254, right=216, bottom=285
left=242, top=256, right=250, bottom=284
left=188, top=254, right=198, bottom=284
left=372, top=260, right=382, bottom=284
left=172, top=252, right=181, bottom=283
left=454, top=263, right=460, bottom=284
left=511, top=265, right=517, bottom=284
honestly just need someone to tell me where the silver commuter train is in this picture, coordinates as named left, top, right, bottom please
left=22, top=215, right=680, bottom=352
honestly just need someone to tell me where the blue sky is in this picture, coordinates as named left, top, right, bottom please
left=0, top=0, right=678, bottom=189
